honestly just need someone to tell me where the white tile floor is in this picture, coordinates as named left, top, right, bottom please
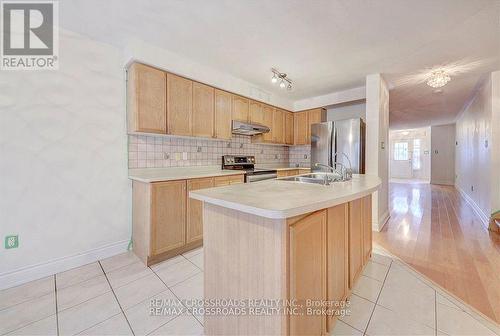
left=1, top=246, right=499, bottom=336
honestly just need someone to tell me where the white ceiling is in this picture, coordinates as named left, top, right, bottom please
left=60, top=0, right=500, bottom=128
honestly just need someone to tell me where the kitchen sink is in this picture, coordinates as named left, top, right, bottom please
left=278, top=172, right=342, bottom=185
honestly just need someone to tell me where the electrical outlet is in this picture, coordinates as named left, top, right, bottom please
left=5, top=235, right=19, bottom=249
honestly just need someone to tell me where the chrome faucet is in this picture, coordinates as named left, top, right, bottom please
left=314, top=152, right=353, bottom=182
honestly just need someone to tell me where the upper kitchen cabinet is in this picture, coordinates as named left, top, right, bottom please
left=192, top=82, right=215, bottom=138
left=285, top=111, right=294, bottom=145
left=261, top=104, right=275, bottom=143
left=249, top=100, right=264, bottom=125
left=293, top=108, right=326, bottom=144
left=127, top=63, right=167, bottom=134
left=307, top=108, right=326, bottom=142
left=273, top=109, right=285, bottom=144
left=214, top=89, right=232, bottom=139
left=232, top=95, right=249, bottom=122
left=293, top=111, right=308, bottom=145
left=167, top=73, right=193, bottom=136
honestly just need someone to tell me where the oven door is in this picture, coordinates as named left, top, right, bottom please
left=245, top=172, right=278, bottom=183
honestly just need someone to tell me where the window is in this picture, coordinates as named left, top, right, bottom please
left=412, top=139, right=421, bottom=170
left=394, top=142, right=408, bottom=160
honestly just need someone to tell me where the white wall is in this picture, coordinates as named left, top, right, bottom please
left=431, top=124, right=456, bottom=186
left=0, top=29, right=130, bottom=289
left=327, top=101, right=366, bottom=122
left=365, top=74, right=390, bottom=231
left=455, top=71, right=500, bottom=225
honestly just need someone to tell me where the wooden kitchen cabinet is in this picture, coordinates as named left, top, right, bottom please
left=327, top=204, right=349, bottom=331
left=151, top=180, right=187, bottom=256
left=127, top=63, right=167, bottom=134
left=262, top=105, right=275, bottom=142
left=362, top=195, right=372, bottom=263
left=167, top=73, right=193, bottom=136
left=288, top=210, right=327, bottom=335
left=294, top=111, right=309, bottom=145
left=348, top=198, right=363, bottom=288
left=214, top=174, right=244, bottom=186
left=249, top=100, right=264, bottom=125
left=214, top=89, right=232, bottom=139
left=187, top=177, right=214, bottom=243
left=285, top=111, right=294, bottom=145
left=273, top=109, right=285, bottom=144
left=306, top=108, right=326, bottom=142
left=232, top=95, right=249, bottom=122
left=192, top=82, right=214, bottom=138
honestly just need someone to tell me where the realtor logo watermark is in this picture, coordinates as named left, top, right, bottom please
left=1, top=1, right=58, bottom=70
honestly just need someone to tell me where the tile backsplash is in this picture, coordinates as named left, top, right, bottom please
left=128, top=134, right=292, bottom=168
left=289, top=145, right=311, bottom=168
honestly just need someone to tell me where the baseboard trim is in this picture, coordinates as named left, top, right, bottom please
left=456, top=185, right=489, bottom=229
left=0, top=240, right=129, bottom=290
left=372, top=210, right=390, bottom=232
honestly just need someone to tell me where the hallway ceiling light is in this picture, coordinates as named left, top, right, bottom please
left=426, top=70, right=451, bottom=88
left=271, top=68, right=293, bottom=91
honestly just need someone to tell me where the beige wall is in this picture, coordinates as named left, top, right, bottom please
left=455, top=71, right=500, bottom=224
left=431, top=124, right=456, bottom=186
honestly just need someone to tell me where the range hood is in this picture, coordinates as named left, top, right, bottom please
left=231, top=120, right=270, bottom=136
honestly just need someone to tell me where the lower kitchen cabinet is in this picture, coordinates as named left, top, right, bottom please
left=187, top=177, right=214, bottom=244
left=288, top=210, right=327, bottom=335
left=214, top=174, right=244, bottom=186
left=327, top=204, right=349, bottom=331
left=132, top=173, right=244, bottom=266
left=151, top=180, right=187, bottom=256
left=348, top=196, right=373, bottom=288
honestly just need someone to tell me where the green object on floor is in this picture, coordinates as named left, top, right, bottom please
left=5, top=235, right=19, bottom=249
left=127, top=238, right=133, bottom=251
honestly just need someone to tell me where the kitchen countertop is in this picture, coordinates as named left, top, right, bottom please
left=190, top=174, right=381, bottom=219
left=129, top=166, right=244, bottom=183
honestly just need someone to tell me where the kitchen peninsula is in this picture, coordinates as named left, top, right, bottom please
left=190, top=174, right=381, bottom=335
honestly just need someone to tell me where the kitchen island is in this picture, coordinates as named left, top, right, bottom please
left=189, top=174, right=381, bottom=335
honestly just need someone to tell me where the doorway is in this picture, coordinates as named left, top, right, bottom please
left=389, top=127, right=431, bottom=183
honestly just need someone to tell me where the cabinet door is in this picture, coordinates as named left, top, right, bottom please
left=167, top=74, right=193, bottom=136
left=249, top=100, right=264, bottom=125
left=327, top=204, right=348, bottom=331
left=294, top=111, right=308, bottom=145
left=307, top=108, right=324, bottom=143
left=228, top=175, right=244, bottom=184
left=289, top=210, right=327, bottom=335
left=277, top=170, right=288, bottom=178
left=348, top=198, right=363, bottom=288
left=127, top=63, right=166, bottom=134
left=232, top=95, right=249, bottom=122
left=262, top=105, right=274, bottom=142
left=214, top=89, right=232, bottom=139
left=192, top=82, right=214, bottom=138
left=286, top=170, right=299, bottom=176
left=187, top=178, right=214, bottom=244
left=285, top=112, right=294, bottom=145
left=362, top=195, right=372, bottom=264
left=151, top=181, right=186, bottom=255
left=273, top=109, right=285, bottom=144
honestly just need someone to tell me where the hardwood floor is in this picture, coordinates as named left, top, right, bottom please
left=373, top=182, right=500, bottom=324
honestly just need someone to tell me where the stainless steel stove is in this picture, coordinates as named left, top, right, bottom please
left=221, top=155, right=277, bottom=183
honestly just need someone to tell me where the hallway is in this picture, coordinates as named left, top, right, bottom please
left=373, top=182, right=500, bottom=324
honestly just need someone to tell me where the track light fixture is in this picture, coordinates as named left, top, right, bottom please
left=270, top=68, right=293, bottom=91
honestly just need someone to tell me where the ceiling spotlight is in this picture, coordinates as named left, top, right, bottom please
left=270, top=68, right=293, bottom=92
left=271, top=73, right=278, bottom=84
left=426, top=70, right=451, bottom=88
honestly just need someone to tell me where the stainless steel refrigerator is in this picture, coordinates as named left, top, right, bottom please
left=310, top=118, right=365, bottom=174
